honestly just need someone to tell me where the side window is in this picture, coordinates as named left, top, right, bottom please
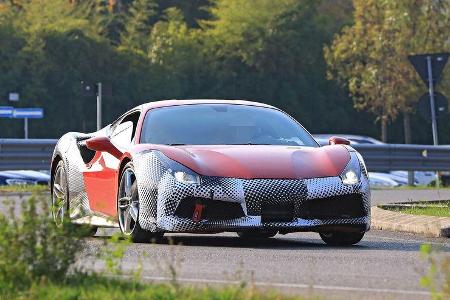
left=110, top=111, right=140, bottom=148
left=110, top=121, right=134, bottom=148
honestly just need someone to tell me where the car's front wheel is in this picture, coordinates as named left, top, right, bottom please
left=319, top=231, right=364, bottom=246
left=118, top=162, right=163, bottom=243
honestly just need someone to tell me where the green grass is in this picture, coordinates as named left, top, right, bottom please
left=371, top=185, right=450, bottom=190
left=0, top=184, right=49, bottom=193
left=6, top=275, right=313, bottom=300
left=384, top=201, right=450, bottom=217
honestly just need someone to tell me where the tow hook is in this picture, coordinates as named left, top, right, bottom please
left=192, top=202, right=205, bottom=223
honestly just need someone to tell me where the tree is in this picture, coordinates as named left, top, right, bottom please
left=202, top=0, right=296, bottom=66
left=120, top=0, right=157, bottom=52
left=91, top=0, right=125, bottom=44
left=325, top=0, right=450, bottom=142
left=199, top=0, right=359, bottom=132
left=156, top=0, right=210, bottom=28
left=147, top=7, right=208, bottom=97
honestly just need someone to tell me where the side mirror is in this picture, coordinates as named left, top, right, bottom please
left=329, top=136, right=351, bottom=146
left=85, top=136, right=123, bottom=159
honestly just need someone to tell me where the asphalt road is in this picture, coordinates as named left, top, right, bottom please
left=85, top=229, right=449, bottom=300
left=1, top=191, right=449, bottom=299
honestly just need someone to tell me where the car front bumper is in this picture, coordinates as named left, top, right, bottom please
left=135, top=152, right=371, bottom=233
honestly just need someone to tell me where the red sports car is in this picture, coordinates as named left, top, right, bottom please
left=51, top=100, right=371, bottom=245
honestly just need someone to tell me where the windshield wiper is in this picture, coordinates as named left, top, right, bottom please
left=167, top=143, right=186, bottom=146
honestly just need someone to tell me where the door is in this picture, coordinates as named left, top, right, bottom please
left=84, top=111, right=140, bottom=217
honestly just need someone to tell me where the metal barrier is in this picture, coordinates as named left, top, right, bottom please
left=0, top=139, right=449, bottom=172
left=353, top=144, right=450, bottom=172
left=0, top=139, right=57, bottom=171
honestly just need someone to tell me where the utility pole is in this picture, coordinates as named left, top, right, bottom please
left=426, top=56, right=440, bottom=187
left=409, top=53, right=449, bottom=188
left=426, top=56, right=439, bottom=145
left=97, top=82, right=102, bottom=131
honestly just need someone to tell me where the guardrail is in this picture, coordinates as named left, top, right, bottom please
left=0, top=139, right=57, bottom=171
left=352, top=144, right=450, bottom=172
left=0, top=139, right=449, bottom=172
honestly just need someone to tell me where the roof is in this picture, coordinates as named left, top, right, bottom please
left=141, top=99, right=276, bottom=111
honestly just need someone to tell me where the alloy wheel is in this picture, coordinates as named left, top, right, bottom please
left=118, top=168, right=139, bottom=235
left=52, top=163, right=67, bottom=226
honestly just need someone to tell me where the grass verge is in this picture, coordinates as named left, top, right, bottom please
left=371, top=185, right=450, bottom=190
left=15, top=275, right=310, bottom=300
left=0, top=184, right=49, bottom=193
left=383, top=201, right=450, bottom=217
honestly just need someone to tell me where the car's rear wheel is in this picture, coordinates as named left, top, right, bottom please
left=52, top=160, right=68, bottom=227
left=52, top=160, right=98, bottom=235
left=319, top=231, right=365, bottom=246
left=237, top=230, right=277, bottom=239
left=118, top=162, right=163, bottom=243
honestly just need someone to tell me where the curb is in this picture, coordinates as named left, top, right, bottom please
left=371, top=206, right=450, bottom=238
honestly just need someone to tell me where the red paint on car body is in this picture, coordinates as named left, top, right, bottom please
left=133, top=144, right=350, bottom=179
left=83, top=155, right=119, bottom=216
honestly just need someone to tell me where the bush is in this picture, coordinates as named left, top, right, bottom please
left=0, top=195, right=310, bottom=300
left=0, top=196, right=86, bottom=294
left=420, top=244, right=450, bottom=300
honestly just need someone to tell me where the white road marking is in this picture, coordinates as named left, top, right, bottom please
left=116, top=275, right=431, bottom=296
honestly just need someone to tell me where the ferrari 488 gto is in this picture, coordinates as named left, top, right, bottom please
left=51, top=100, right=370, bottom=245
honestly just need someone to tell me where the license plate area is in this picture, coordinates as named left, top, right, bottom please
left=261, top=201, right=295, bottom=223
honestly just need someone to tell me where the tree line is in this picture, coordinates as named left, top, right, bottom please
left=0, top=0, right=449, bottom=144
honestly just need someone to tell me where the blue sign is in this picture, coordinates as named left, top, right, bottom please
left=13, top=108, right=44, bottom=119
left=0, top=106, right=14, bottom=118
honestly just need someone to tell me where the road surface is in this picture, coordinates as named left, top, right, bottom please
left=81, top=229, right=449, bottom=300
left=1, top=191, right=449, bottom=299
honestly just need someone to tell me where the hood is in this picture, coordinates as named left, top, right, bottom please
left=134, top=144, right=351, bottom=180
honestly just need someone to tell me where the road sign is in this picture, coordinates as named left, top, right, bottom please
left=418, top=92, right=448, bottom=120
left=0, top=106, right=13, bottom=118
left=13, top=108, right=44, bottom=119
left=8, top=93, right=19, bottom=102
left=408, top=53, right=449, bottom=87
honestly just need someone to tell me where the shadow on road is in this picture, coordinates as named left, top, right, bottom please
left=92, top=231, right=438, bottom=252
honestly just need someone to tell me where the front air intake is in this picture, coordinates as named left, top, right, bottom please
left=297, top=194, right=365, bottom=219
left=175, top=197, right=245, bottom=220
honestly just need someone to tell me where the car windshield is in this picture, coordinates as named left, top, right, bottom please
left=140, top=104, right=318, bottom=147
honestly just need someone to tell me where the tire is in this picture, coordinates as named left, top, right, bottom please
left=51, top=160, right=69, bottom=227
left=52, top=160, right=97, bottom=236
left=118, top=162, right=163, bottom=243
left=237, top=230, right=277, bottom=239
left=319, top=231, right=365, bottom=246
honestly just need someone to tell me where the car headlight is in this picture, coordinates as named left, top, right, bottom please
left=174, top=171, right=200, bottom=185
left=153, top=151, right=201, bottom=185
left=341, top=169, right=359, bottom=185
left=340, top=152, right=362, bottom=185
